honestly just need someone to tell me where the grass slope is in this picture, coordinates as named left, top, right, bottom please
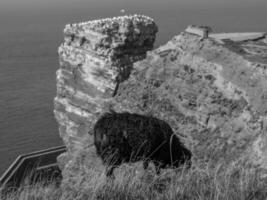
left=1, top=160, right=267, bottom=200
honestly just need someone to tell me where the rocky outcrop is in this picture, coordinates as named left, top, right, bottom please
left=55, top=15, right=267, bottom=184
left=112, top=31, right=267, bottom=169
left=54, top=15, right=158, bottom=166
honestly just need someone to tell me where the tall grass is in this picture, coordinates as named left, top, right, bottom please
left=0, top=167, right=62, bottom=200
left=0, top=180, right=61, bottom=200
left=1, top=160, right=267, bottom=200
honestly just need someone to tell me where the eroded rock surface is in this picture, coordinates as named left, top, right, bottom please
left=54, top=15, right=158, bottom=166
left=112, top=31, right=267, bottom=168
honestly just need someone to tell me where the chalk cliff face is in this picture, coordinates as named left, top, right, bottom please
left=54, top=15, right=158, bottom=165
left=55, top=15, right=267, bottom=180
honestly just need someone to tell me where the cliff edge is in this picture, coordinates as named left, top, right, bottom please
left=54, top=15, right=267, bottom=188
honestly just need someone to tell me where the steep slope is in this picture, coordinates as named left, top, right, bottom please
left=113, top=31, right=267, bottom=168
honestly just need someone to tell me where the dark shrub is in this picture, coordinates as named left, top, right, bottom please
left=93, top=112, right=191, bottom=176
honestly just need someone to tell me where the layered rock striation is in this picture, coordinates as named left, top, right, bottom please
left=54, top=15, right=158, bottom=164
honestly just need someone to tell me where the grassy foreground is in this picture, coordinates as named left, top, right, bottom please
left=1, top=161, right=267, bottom=200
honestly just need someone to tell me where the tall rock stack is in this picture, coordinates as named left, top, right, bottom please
left=54, top=15, right=158, bottom=165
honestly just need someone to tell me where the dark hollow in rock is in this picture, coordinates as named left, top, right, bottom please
left=93, top=112, right=192, bottom=176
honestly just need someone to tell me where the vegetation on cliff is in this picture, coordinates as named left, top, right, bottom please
left=1, top=156, right=267, bottom=200
left=51, top=15, right=267, bottom=200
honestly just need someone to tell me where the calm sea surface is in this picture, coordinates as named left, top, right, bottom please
left=0, top=0, right=266, bottom=174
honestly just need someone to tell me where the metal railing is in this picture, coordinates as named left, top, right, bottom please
left=0, top=145, right=66, bottom=189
